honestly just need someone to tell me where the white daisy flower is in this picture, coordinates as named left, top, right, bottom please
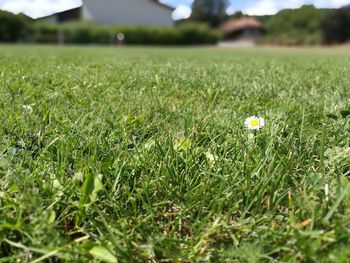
left=245, top=116, right=265, bottom=130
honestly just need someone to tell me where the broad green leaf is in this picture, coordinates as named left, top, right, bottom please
left=80, top=174, right=104, bottom=207
left=79, top=173, right=95, bottom=207
left=91, top=174, right=104, bottom=203
left=8, top=183, right=19, bottom=193
left=175, top=138, right=191, bottom=151
left=89, top=246, right=117, bottom=263
left=48, top=210, right=56, bottom=224
left=340, top=109, right=350, bottom=118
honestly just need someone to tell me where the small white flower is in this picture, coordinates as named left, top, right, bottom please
left=245, top=116, right=265, bottom=130
left=205, top=151, right=216, bottom=165
left=23, top=105, right=33, bottom=114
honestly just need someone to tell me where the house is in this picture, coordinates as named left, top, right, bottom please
left=39, top=0, right=174, bottom=27
left=220, top=17, right=263, bottom=40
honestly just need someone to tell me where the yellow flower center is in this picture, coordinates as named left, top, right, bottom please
left=250, top=119, right=259, bottom=126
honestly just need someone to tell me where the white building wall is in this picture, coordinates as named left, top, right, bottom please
left=40, top=15, right=58, bottom=23
left=82, top=0, right=173, bottom=26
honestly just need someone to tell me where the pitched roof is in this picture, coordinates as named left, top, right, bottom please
left=221, top=17, right=263, bottom=33
left=151, top=0, right=175, bottom=11
left=37, top=0, right=173, bottom=19
left=37, top=7, right=81, bottom=20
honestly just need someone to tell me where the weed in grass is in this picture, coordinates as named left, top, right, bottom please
left=0, top=46, right=349, bottom=262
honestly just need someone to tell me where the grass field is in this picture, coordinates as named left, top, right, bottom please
left=0, top=46, right=350, bottom=262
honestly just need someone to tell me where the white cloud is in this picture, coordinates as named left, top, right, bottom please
left=314, top=0, right=350, bottom=7
left=330, top=0, right=350, bottom=6
left=172, top=4, right=192, bottom=20
left=326, top=0, right=350, bottom=8
left=0, top=0, right=81, bottom=18
left=226, top=6, right=237, bottom=15
left=243, top=0, right=280, bottom=15
left=243, top=0, right=309, bottom=16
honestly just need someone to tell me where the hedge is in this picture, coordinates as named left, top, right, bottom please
left=31, top=21, right=221, bottom=45
left=0, top=10, right=31, bottom=42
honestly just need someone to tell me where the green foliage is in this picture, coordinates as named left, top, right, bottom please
left=263, top=5, right=328, bottom=45
left=322, top=6, right=350, bottom=43
left=190, top=0, right=229, bottom=27
left=0, top=10, right=30, bottom=42
left=227, top=11, right=244, bottom=19
left=0, top=46, right=350, bottom=261
left=176, top=22, right=222, bottom=44
left=113, top=22, right=220, bottom=45
left=31, top=21, right=58, bottom=43
left=62, top=21, right=111, bottom=44
left=31, top=21, right=220, bottom=45
left=89, top=246, right=117, bottom=263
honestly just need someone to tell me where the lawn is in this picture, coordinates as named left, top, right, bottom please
left=0, top=45, right=349, bottom=262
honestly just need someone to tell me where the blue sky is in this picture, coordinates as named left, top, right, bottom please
left=0, top=0, right=349, bottom=19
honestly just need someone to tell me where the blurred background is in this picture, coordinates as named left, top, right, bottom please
left=0, top=0, right=349, bottom=46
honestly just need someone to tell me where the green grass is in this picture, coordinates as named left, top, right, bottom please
left=0, top=45, right=350, bottom=262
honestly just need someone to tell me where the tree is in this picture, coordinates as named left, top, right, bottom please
left=322, top=6, right=350, bottom=43
left=264, top=5, right=328, bottom=45
left=190, top=0, right=229, bottom=27
left=228, top=11, right=244, bottom=20
left=0, top=10, right=30, bottom=42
